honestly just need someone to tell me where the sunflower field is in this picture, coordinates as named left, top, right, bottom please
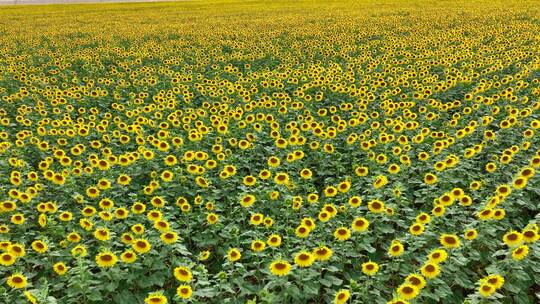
left=0, top=0, right=540, bottom=303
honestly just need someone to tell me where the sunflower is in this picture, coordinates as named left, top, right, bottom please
left=301, top=218, right=316, bottom=231
left=144, top=293, right=168, bottom=304
left=295, top=225, right=310, bottom=238
left=485, top=162, right=497, bottom=172
left=373, top=175, right=388, bottom=189
left=511, top=245, right=529, bottom=260
left=348, top=196, right=362, bottom=207
left=250, top=213, right=264, bottom=225
left=132, top=202, right=147, bottom=214
left=512, top=177, right=527, bottom=189
left=24, top=291, right=38, bottom=304
left=334, top=227, right=351, bottom=241
left=146, top=210, right=162, bottom=222
left=264, top=217, right=273, bottom=227
left=409, top=223, right=425, bottom=236
left=334, top=289, right=350, bottom=304
left=227, top=248, right=241, bottom=262
left=323, top=204, right=338, bottom=217
left=318, top=211, right=330, bottom=222
left=294, top=251, right=315, bottom=267
left=120, top=250, right=137, bottom=263
left=251, top=240, right=266, bottom=252
left=132, top=239, right=152, bottom=254
left=387, top=163, right=401, bottom=174
left=470, top=180, right=482, bottom=190
left=427, top=250, right=447, bottom=265
left=114, top=207, right=129, bottom=219
left=269, top=260, right=291, bottom=276
left=0, top=224, right=10, bottom=234
left=0, top=252, right=16, bottom=266
left=481, top=274, right=505, bottom=289
left=267, top=234, right=282, bottom=247
left=53, top=262, right=68, bottom=275
left=396, top=284, right=419, bottom=300
left=496, top=185, right=511, bottom=197
left=431, top=204, right=445, bottom=217
left=243, top=175, right=257, bottom=186
left=459, top=195, right=473, bottom=206
left=11, top=213, right=25, bottom=225
left=387, top=299, right=410, bottom=304
left=86, top=186, right=100, bottom=198
left=324, top=186, right=338, bottom=197
left=307, top=193, right=319, bottom=204
left=522, top=229, right=539, bottom=243
left=31, top=240, right=48, bottom=253
left=7, top=273, right=27, bottom=289
left=274, top=172, right=289, bottom=185
left=438, top=193, right=454, bottom=206
left=95, top=251, right=118, bottom=268
left=71, top=245, right=88, bottom=257
left=479, top=283, right=495, bottom=297
left=8, top=243, right=25, bottom=257
left=503, top=231, right=523, bottom=247
left=120, top=233, right=134, bottom=244
left=477, top=208, right=493, bottom=220
left=160, top=231, right=179, bottom=244
left=405, top=274, right=426, bottom=289
left=259, top=169, right=272, bottom=180
left=240, top=194, right=256, bottom=207
left=423, top=173, right=437, bottom=185
left=519, top=167, right=535, bottom=178
left=268, top=156, right=281, bottom=167
left=199, top=250, right=211, bottom=261
left=117, top=174, right=132, bottom=185
left=464, top=229, right=478, bottom=240
left=355, top=166, right=369, bottom=176
left=415, top=212, right=430, bottom=224
left=351, top=217, right=370, bottom=232
left=420, top=262, right=440, bottom=279
left=337, top=180, right=351, bottom=193
left=177, top=285, right=193, bottom=299
left=94, top=228, right=111, bottom=241
left=492, top=209, right=505, bottom=220
left=313, top=246, right=333, bottom=261
left=174, top=266, right=192, bottom=282
left=439, top=234, right=460, bottom=249
left=388, top=240, right=404, bottom=257
left=361, top=261, right=379, bottom=276
left=367, top=199, right=385, bottom=213
left=300, top=168, right=312, bottom=179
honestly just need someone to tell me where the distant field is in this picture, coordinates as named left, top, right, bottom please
left=0, top=0, right=182, bottom=4
left=1, top=1, right=540, bottom=304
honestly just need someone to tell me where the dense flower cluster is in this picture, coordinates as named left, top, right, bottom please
left=0, top=0, right=539, bottom=303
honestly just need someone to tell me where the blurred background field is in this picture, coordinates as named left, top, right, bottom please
left=0, top=0, right=182, bottom=4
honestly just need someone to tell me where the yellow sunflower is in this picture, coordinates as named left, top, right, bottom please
left=145, top=293, right=167, bottom=304
left=173, top=266, right=192, bottom=282
left=334, top=289, right=350, bottom=304
left=439, top=234, right=460, bottom=249
left=294, top=251, right=315, bottom=268
left=227, top=248, right=241, bottom=262
left=177, top=285, right=193, bottom=299
left=269, top=260, right=292, bottom=276
left=53, top=262, right=68, bottom=275
left=361, top=261, right=379, bottom=276
left=7, top=273, right=27, bottom=289
left=397, top=284, right=419, bottom=300
left=95, top=251, right=118, bottom=268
